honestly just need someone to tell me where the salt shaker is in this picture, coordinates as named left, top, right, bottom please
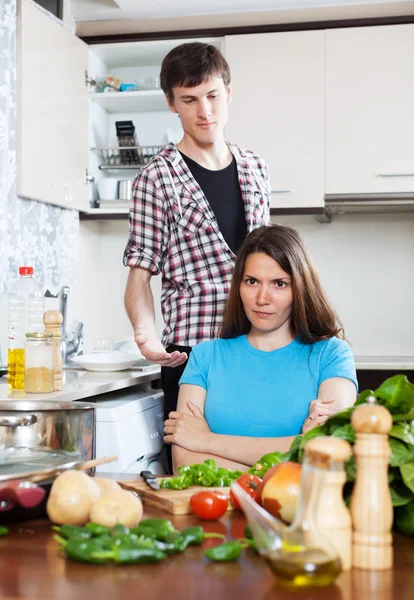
left=350, top=398, right=393, bottom=570
left=43, top=310, right=63, bottom=392
left=305, top=436, right=353, bottom=570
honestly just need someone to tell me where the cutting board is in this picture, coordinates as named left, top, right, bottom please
left=118, top=478, right=236, bottom=515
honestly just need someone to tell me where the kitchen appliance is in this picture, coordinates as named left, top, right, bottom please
left=93, top=389, right=167, bottom=475
left=0, top=401, right=95, bottom=460
left=119, top=478, right=236, bottom=515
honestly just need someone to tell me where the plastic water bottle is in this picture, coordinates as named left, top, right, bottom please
left=8, top=266, right=45, bottom=390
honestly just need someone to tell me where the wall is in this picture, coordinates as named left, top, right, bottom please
left=67, top=219, right=163, bottom=354
left=69, top=211, right=414, bottom=358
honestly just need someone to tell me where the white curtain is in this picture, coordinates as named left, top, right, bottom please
left=0, top=0, right=79, bottom=299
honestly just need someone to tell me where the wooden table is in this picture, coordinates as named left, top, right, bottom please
left=0, top=476, right=413, bottom=600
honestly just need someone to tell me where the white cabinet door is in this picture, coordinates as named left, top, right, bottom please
left=224, top=31, right=325, bottom=210
left=17, top=0, right=89, bottom=210
left=325, top=25, right=414, bottom=195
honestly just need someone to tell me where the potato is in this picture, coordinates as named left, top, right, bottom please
left=93, top=478, right=122, bottom=496
left=89, top=490, right=143, bottom=528
left=47, top=470, right=101, bottom=525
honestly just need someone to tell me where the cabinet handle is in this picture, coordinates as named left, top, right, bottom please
left=377, top=173, right=414, bottom=178
left=271, top=189, right=292, bottom=193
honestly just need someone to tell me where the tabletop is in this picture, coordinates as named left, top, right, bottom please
left=0, top=475, right=413, bottom=600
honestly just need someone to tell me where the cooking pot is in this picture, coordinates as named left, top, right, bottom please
left=0, top=401, right=95, bottom=461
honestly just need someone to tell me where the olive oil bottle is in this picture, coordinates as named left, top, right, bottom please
left=231, top=437, right=346, bottom=589
left=264, top=548, right=342, bottom=588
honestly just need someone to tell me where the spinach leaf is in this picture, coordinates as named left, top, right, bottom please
left=355, top=389, right=376, bottom=406
left=400, top=463, right=414, bottom=494
left=389, top=438, right=414, bottom=467
left=345, top=456, right=356, bottom=482
left=390, top=481, right=414, bottom=507
left=281, top=434, right=302, bottom=462
left=375, top=375, right=414, bottom=415
left=331, top=424, right=355, bottom=444
left=389, top=421, right=414, bottom=446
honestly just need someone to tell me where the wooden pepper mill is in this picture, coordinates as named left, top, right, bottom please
left=350, top=398, right=393, bottom=570
left=43, top=310, right=63, bottom=392
left=305, top=436, right=353, bottom=570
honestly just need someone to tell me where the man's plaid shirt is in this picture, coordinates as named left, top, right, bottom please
left=123, top=142, right=271, bottom=348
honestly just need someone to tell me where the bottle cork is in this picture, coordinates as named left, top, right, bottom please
left=305, top=436, right=353, bottom=570
left=350, top=399, right=393, bottom=570
left=43, top=310, right=63, bottom=392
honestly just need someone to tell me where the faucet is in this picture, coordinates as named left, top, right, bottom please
left=59, top=286, right=84, bottom=364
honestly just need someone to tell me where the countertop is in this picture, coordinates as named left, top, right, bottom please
left=0, top=366, right=161, bottom=402
left=354, top=356, right=414, bottom=370
left=0, top=474, right=412, bottom=600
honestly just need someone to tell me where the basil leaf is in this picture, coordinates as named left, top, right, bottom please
left=389, top=421, right=414, bottom=446
left=400, top=463, right=414, bottom=494
left=389, top=438, right=414, bottom=467
left=390, top=481, right=414, bottom=507
left=331, top=424, right=355, bottom=444
left=375, top=375, right=414, bottom=415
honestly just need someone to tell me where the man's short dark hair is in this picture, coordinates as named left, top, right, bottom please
left=160, top=42, right=231, bottom=102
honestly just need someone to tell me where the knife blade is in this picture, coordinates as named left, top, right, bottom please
left=140, top=470, right=160, bottom=490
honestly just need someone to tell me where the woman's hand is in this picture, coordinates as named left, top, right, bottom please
left=164, top=401, right=212, bottom=452
left=301, top=398, right=339, bottom=434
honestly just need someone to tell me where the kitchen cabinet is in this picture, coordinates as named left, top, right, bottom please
left=325, top=25, right=414, bottom=196
left=17, top=0, right=89, bottom=211
left=17, top=0, right=222, bottom=211
left=224, top=31, right=325, bottom=211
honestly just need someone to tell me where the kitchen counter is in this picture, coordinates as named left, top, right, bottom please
left=355, top=356, right=414, bottom=370
left=0, top=474, right=412, bottom=600
left=0, top=366, right=161, bottom=403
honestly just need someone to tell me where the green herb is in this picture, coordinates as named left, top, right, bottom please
left=0, top=527, right=9, bottom=537
left=280, top=375, right=414, bottom=536
left=159, top=459, right=242, bottom=489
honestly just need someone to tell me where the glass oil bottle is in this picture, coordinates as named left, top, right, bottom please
left=231, top=440, right=342, bottom=589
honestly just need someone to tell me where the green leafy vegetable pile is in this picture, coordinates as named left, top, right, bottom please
left=159, top=459, right=244, bottom=490
left=53, top=519, right=256, bottom=564
left=281, top=375, right=414, bottom=535
left=53, top=519, right=225, bottom=565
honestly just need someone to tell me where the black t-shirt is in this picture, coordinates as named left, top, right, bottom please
left=180, top=152, right=247, bottom=255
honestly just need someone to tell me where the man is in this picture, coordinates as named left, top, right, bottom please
left=124, top=42, right=270, bottom=471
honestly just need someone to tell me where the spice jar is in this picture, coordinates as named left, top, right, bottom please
left=24, top=332, right=54, bottom=393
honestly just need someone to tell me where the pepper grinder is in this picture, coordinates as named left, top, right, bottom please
left=43, top=310, right=63, bottom=392
left=350, top=398, right=393, bottom=570
left=305, top=436, right=352, bottom=570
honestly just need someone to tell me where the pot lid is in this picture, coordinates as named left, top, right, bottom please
left=0, top=401, right=95, bottom=412
left=0, top=446, right=84, bottom=483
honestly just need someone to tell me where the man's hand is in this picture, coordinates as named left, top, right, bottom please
left=163, top=401, right=212, bottom=451
left=301, top=398, right=339, bottom=434
left=134, top=333, right=188, bottom=368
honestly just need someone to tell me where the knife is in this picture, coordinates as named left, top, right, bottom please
left=140, top=470, right=160, bottom=490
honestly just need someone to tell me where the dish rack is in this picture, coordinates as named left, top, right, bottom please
left=91, top=146, right=164, bottom=170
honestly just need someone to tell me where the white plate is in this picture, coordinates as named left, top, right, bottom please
left=69, top=352, right=140, bottom=372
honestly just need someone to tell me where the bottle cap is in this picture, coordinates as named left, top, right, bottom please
left=19, top=266, right=33, bottom=276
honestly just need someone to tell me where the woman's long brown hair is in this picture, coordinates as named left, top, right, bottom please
left=220, top=225, right=344, bottom=343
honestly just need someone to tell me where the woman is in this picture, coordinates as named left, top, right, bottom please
left=164, top=225, right=357, bottom=472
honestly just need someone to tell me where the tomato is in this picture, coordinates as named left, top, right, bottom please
left=190, top=491, right=229, bottom=520
left=230, top=474, right=263, bottom=510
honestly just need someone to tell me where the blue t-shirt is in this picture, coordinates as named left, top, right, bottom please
left=179, top=335, right=357, bottom=438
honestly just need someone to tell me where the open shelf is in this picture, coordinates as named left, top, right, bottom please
left=89, top=90, right=167, bottom=113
